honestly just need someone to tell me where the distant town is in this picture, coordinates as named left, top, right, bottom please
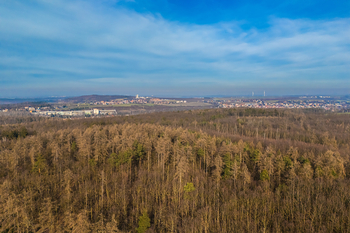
left=214, top=96, right=348, bottom=111
left=1, top=95, right=350, bottom=117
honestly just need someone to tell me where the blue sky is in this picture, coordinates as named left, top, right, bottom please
left=0, top=0, right=349, bottom=97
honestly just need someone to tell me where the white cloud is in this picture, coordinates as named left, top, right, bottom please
left=0, top=0, right=349, bottom=97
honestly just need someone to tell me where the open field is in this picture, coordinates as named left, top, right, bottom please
left=160, top=102, right=212, bottom=107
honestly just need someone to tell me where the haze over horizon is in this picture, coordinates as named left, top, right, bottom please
left=1, top=0, right=350, bottom=98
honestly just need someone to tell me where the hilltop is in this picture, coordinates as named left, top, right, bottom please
left=63, top=95, right=134, bottom=103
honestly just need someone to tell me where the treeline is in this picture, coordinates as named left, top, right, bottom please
left=1, top=109, right=350, bottom=232
left=2, top=108, right=350, bottom=148
left=7, top=108, right=349, bottom=148
left=0, top=114, right=40, bottom=125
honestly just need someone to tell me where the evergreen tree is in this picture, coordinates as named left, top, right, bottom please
left=136, top=210, right=151, bottom=233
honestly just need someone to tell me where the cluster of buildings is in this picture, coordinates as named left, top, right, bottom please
left=34, top=108, right=117, bottom=117
left=92, top=97, right=148, bottom=105
left=218, top=99, right=349, bottom=111
left=91, top=96, right=187, bottom=106
left=2, top=107, right=117, bottom=117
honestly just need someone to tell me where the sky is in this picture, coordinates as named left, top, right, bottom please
left=0, top=0, right=349, bottom=98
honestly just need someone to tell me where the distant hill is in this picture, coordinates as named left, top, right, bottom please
left=63, top=95, right=134, bottom=103
left=0, top=97, right=63, bottom=104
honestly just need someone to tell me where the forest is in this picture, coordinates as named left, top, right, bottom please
left=1, top=108, right=350, bottom=232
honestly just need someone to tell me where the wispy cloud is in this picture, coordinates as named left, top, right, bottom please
left=0, top=0, right=349, bottom=97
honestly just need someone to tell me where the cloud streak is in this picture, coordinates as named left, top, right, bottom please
left=0, top=0, right=349, bottom=97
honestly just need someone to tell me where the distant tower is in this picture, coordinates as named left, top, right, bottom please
left=264, top=91, right=265, bottom=97
left=252, top=91, right=254, bottom=97
left=136, top=94, right=139, bottom=99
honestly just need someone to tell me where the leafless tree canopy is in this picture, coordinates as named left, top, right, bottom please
left=1, top=108, right=350, bottom=232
